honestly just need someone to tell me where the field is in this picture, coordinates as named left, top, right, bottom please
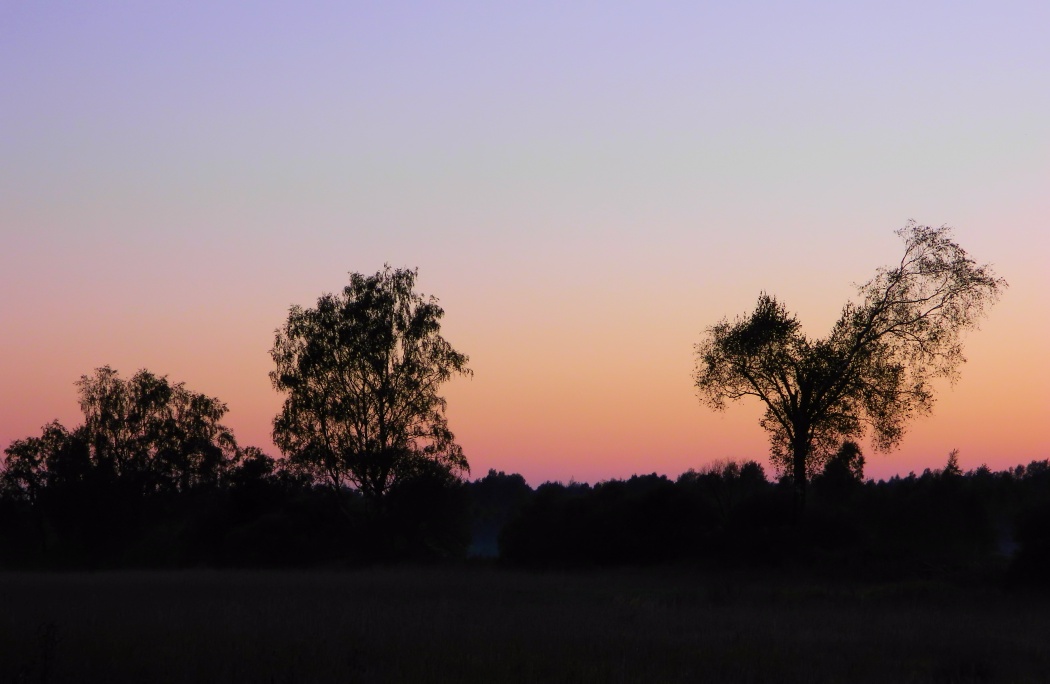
left=1, top=566, right=1048, bottom=683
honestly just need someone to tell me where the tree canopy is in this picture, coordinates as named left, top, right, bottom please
left=2, top=366, right=240, bottom=499
left=694, top=223, right=1006, bottom=508
left=270, top=266, right=471, bottom=504
left=76, top=366, right=238, bottom=490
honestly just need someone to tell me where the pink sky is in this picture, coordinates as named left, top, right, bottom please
left=2, top=3, right=1048, bottom=485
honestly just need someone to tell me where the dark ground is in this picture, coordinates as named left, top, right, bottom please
left=1, top=566, right=1048, bottom=683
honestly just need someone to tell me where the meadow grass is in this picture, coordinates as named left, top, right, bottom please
left=0, top=565, right=1047, bottom=683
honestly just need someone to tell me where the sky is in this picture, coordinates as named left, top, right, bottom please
left=2, top=2, right=1047, bottom=485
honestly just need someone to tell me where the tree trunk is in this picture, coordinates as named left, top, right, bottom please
left=792, top=442, right=808, bottom=519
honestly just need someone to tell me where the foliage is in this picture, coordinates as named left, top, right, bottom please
left=77, top=366, right=239, bottom=491
left=501, top=474, right=711, bottom=565
left=677, top=459, right=769, bottom=525
left=2, top=367, right=239, bottom=499
left=384, top=458, right=472, bottom=559
left=465, top=470, right=534, bottom=557
left=5, top=425, right=1050, bottom=577
left=270, top=266, right=471, bottom=503
left=694, top=223, right=1006, bottom=505
left=813, top=440, right=866, bottom=505
left=0, top=421, right=90, bottom=504
left=0, top=367, right=256, bottom=565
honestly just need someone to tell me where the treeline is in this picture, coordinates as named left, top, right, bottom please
left=3, top=402, right=1050, bottom=585
left=492, top=460, right=1050, bottom=583
left=0, top=366, right=470, bottom=568
left=0, top=247, right=1038, bottom=583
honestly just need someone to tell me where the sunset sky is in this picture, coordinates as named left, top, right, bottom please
left=2, top=2, right=1047, bottom=485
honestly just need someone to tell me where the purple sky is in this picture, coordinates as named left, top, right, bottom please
left=2, top=2, right=1047, bottom=484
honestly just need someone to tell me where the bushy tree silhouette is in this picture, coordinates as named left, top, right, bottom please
left=1, top=367, right=250, bottom=565
left=466, top=470, right=533, bottom=557
left=4, top=367, right=240, bottom=497
left=76, top=367, right=239, bottom=492
left=270, top=266, right=471, bottom=508
left=694, top=223, right=1005, bottom=510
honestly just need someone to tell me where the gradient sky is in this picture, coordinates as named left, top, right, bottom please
left=2, top=2, right=1047, bottom=485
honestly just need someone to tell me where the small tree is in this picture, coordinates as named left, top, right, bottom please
left=943, top=449, right=962, bottom=477
left=1, top=368, right=245, bottom=562
left=270, top=266, right=471, bottom=506
left=694, top=223, right=1005, bottom=510
left=2, top=367, right=240, bottom=496
left=0, top=422, right=90, bottom=503
left=815, top=441, right=866, bottom=504
left=78, top=367, right=239, bottom=491
left=826, top=440, right=865, bottom=482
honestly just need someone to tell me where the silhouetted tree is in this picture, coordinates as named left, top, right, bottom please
left=385, top=458, right=471, bottom=559
left=1, top=368, right=249, bottom=565
left=270, top=266, right=471, bottom=507
left=678, top=460, right=767, bottom=526
left=0, top=422, right=90, bottom=504
left=694, top=223, right=1005, bottom=510
left=74, top=366, right=239, bottom=492
left=821, top=440, right=865, bottom=483
left=943, top=448, right=963, bottom=477
left=1010, top=464, right=1050, bottom=586
left=3, top=368, right=240, bottom=497
left=467, top=470, right=533, bottom=557
left=813, top=441, right=866, bottom=507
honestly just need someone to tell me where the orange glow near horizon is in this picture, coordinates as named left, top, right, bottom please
left=2, top=4, right=1048, bottom=486
left=2, top=246, right=1046, bottom=487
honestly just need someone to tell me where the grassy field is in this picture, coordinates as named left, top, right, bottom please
left=0, top=566, right=1047, bottom=683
